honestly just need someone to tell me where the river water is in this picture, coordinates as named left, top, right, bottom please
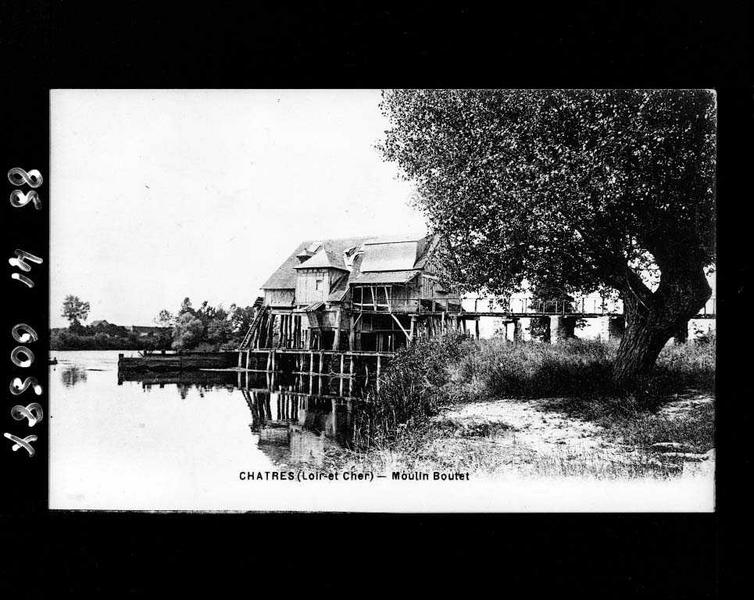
left=49, top=350, right=356, bottom=510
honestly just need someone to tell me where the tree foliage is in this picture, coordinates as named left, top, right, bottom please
left=61, top=295, right=91, bottom=329
left=380, top=89, right=715, bottom=295
left=166, top=298, right=259, bottom=351
left=380, top=89, right=716, bottom=389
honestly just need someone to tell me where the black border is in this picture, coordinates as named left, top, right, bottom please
left=1, top=2, right=750, bottom=596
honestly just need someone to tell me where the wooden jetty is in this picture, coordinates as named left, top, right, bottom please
left=118, top=351, right=238, bottom=373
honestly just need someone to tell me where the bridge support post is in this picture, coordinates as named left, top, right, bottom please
left=549, top=316, right=563, bottom=344
left=550, top=316, right=576, bottom=344
left=515, top=317, right=532, bottom=342
left=598, top=316, right=625, bottom=342
left=608, top=316, right=625, bottom=341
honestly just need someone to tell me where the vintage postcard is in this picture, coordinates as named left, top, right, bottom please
left=47, top=89, right=716, bottom=512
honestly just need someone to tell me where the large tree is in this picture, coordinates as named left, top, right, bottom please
left=61, top=295, right=91, bottom=330
left=380, top=89, right=715, bottom=390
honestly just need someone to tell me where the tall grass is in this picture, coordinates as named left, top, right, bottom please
left=457, top=337, right=617, bottom=398
left=653, top=334, right=716, bottom=393
left=351, top=333, right=715, bottom=451
left=350, top=333, right=469, bottom=450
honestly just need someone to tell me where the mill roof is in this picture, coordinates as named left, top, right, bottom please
left=261, top=233, right=436, bottom=290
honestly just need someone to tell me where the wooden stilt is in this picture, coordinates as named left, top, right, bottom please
left=348, top=314, right=355, bottom=350
left=333, top=308, right=342, bottom=351
left=339, top=356, right=344, bottom=396
left=349, top=355, right=354, bottom=395
left=376, top=355, right=381, bottom=392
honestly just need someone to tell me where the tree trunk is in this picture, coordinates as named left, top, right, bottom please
left=612, top=306, right=672, bottom=390
left=612, top=263, right=711, bottom=391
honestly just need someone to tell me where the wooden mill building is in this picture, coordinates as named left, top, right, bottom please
left=240, top=234, right=466, bottom=352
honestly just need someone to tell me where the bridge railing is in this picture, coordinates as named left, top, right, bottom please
left=462, top=296, right=716, bottom=317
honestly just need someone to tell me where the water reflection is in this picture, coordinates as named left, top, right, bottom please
left=61, top=365, right=88, bottom=387
left=115, top=366, right=358, bottom=468
left=238, top=370, right=355, bottom=468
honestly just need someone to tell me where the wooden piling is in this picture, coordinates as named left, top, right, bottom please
left=349, top=355, right=354, bottom=395
left=376, top=354, right=381, bottom=392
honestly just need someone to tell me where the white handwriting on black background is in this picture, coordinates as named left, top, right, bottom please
left=5, top=168, right=44, bottom=457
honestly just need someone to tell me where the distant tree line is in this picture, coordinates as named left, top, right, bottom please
left=52, top=295, right=259, bottom=351
left=50, top=322, right=173, bottom=351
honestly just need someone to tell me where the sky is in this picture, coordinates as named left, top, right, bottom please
left=50, top=90, right=426, bottom=328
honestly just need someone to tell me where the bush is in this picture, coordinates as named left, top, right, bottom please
left=351, top=333, right=471, bottom=449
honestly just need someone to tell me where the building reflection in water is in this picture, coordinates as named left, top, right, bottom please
left=238, top=370, right=355, bottom=468
left=118, top=366, right=361, bottom=468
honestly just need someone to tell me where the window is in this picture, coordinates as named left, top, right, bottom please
left=315, top=279, right=323, bottom=291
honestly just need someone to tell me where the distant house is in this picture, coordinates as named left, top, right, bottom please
left=124, top=325, right=172, bottom=337
left=250, top=233, right=464, bottom=352
left=90, top=319, right=110, bottom=328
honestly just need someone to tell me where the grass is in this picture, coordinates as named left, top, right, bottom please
left=340, top=332, right=715, bottom=478
left=330, top=412, right=699, bottom=479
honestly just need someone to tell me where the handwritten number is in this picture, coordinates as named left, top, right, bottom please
left=9, top=376, right=42, bottom=396
left=11, top=346, right=34, bottom=368
left=6, top=170, right=45, bottom=459
left=11, top=323, right=38, bottom=344
left=10, top=189, right=42, bottom=210
left=3, top=433, right=38, bottom=457
left=7, top=168, right=43, bottom=188
left=11, top=403, right=43, bottom=427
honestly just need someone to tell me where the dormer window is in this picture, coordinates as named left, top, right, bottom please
left=297, top=241, right=323, bottom=263
left=342, top=246, right=358, bottom=270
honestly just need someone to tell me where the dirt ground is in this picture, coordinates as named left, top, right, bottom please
left=338, top=393, right=715, bottom=481
left=423, top=394, right=716, bottom=479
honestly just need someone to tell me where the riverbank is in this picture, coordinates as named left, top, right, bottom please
left=323, top=334, right=716, bottom=480
left=325, top=391, right=714, bottom=479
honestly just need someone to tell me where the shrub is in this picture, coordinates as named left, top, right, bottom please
left=351, top=333, right=470, bottom=449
